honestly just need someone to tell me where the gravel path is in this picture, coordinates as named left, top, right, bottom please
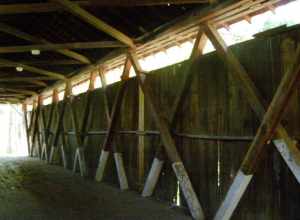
left=0, top=157, right=191, bottom=220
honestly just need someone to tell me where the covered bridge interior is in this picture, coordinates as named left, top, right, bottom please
left=0, top=0, right=299, bottom=219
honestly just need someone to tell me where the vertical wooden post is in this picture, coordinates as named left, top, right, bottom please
left=129, top=51, right=204, bottom=220
left=22, top=103, right=30, bottom=156
left=142, top=29, right=207, bottom=197
left=138, top=85, right=145, bottom=186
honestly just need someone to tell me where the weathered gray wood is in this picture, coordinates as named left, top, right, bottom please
left=114, top=152, right=129, bottom=190
left=129, top=51, right=205, bottom=220
left=142, top=157, right=164, bottom=197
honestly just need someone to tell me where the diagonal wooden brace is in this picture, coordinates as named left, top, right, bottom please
left=203, top=23, right=300, bottom=184
left=95, top=60, right=131, bottom=190
left=201, top=23, right=300, bottom=220
left=142, top=28, right=207, bottom=197
left=72, top=71, right=97, bottom=177
left=49, top=81, right=72, bottom=165
left=129, top=51, right=205, bottom=220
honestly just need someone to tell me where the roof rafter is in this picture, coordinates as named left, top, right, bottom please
left=0, top=78, right=48, bottom=87
left=0, top=59, right=82, bottom=66
left=0, top=22, right=91, bottom=64
left=0, top=59, right=66, bottom=80
left=0, top=1, right=209, bottom=15
left=0, top=41, right=126, bottom=54
left=52, top=0, right=135, bottom=48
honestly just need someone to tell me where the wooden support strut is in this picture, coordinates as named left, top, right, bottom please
left=41, top=90, right=58, bottom=162
left=53, top=0, right=135, bottom=48
left=199, top=23, right=300, bottom=220
left=22, top=104, right=30, bottom=155
left=95, top=59, right=131, bottom=191
left=142, top=28, right=207, bottom=197
left=30, top=96, right=43, bottom=157
left=72, top=71, right=97, bottom=177
left=49, top=81, right=72, bottom=165
left=0, top=22, right=91, bottom=64
left=129, top=51, right=204, bottom=220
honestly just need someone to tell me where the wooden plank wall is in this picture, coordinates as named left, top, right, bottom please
left=43, top=27, right=300, bottom=219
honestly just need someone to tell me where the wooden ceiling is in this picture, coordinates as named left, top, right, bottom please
left=0, top=0, right=219, bottom=103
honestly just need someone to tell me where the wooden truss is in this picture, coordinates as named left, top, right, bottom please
left=200, top=23, right=300, bottom=220
left=22, top=2, right=300, bottom=220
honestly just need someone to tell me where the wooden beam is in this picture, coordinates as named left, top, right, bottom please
left=214, top=45, right=300, bottom=220
left=0, top=78, right=47, bottom=87
left=95, top=57, right=131, bottom=190
left=0, top=60, right=84, bottom=66
left=142, top=29, right=207, bottom=197
left=2, top=88, right=37, bottom=96
left=22, top=104, right=31, bottom=155
left=201, top=23, right=300, bottom=219
left=0, top=59, right=66, bottom=80
left=0, top=41, right=126, bottom=53
left=0, top=76, right=54, bottom=81
left=129, top=51, right=204, bottom=220
left=53, top=0, right=135, bottom=48
left=0, top=1, right=209, bottom=15
left=203, top=23, right=300, bottom=183
left=0, top=22, right=91, bottom=64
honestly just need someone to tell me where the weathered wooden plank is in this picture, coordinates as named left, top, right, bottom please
left=49, top=81, right=72, bottom=163
left=95, top=59, right=131, bottom=190
left=129, top=51, right=204, bottom=220
left=202, top=23, right=300, bottom=220
left=203, top=23, right=300, bottom=183
left=142, top=29, right=207, bottom=197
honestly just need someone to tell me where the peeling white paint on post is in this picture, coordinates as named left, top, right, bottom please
left=48, top=146, right=56, bottom=164
left=95, top=150, right=110, bottom=182
left=41, top=143, right=48, bottom=162
left=60, top=144, right=67, bottom=169
left=214, top=170, right=253, bottom=220
left=72, top=150, right=79, bottom=174
left=114, top=152, right=129, bottom=190
left=172, top=162, right=204, bottom=220
left=77, top=148, right=88, bottom=177
left=274, top=139, right=300, bottom=183
left=142, top=157, right=164, bottom=197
